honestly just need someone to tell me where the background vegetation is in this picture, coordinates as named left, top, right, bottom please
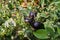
left=0, top=0, right=60, bottom=40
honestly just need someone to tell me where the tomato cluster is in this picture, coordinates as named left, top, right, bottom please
left=24, top=11, right=44, bottom=30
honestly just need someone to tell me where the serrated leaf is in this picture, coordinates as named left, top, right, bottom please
left=33, top=29, right=49, bottom=39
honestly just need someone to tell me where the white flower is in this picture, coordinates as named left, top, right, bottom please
left=22, top=28, right=25, bottom=31
left=4, top=18, right=16, bottom=27
left=11, top=36, right=14, bottom=40
left=18, top=6, right=24, bottom=10
left=4, top=21, right=9, bottom=27
left=10, top=18, right=16, bottom=26
left=9, top=1, right=11, bottom=3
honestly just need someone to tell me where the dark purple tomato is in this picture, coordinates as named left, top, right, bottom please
left=32, top=22, right=44, bottom=30
left=24, top=17, right=30, bottom=23
left=24, top=17, right=34, bottom=24
left=29, top=11, right=37, bottom=19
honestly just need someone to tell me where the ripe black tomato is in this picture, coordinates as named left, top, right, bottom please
left=32, top=22, right=44, bottom=30
left=24, top=17, right=34, bottom=24
left=29, top=11, right=37, bottom=19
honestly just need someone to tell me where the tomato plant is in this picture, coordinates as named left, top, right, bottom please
left=0, top=0, right=60, bottom=40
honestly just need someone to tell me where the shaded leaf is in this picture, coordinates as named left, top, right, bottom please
left=33, top=29, right=49, bottom=39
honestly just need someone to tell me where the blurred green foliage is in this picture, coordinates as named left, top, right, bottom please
left=0, top=0, right=60, bottom=40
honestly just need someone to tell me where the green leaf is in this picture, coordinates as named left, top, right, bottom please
left=44, top=20, right=54, bottom=28
left=40, top=0, right=45, bottom=7
left=0, top=3, right=2, bottom=9
left=57, top=27, right=60, bottom=35
left=33, top=29, right=49, bottom=39
left=40, top=12, right=49, bottom=18
left=8, top=3, right=14, bottom=10
left=45, top=27, right=55, bottom=36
